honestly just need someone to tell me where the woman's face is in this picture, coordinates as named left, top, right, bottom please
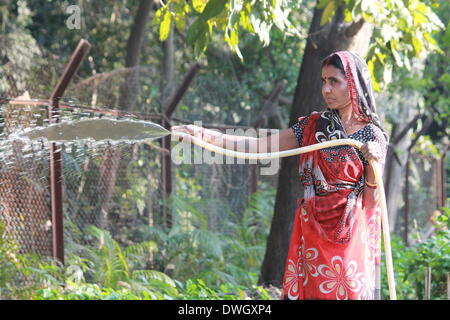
left=321, top=64, right=351, bottom=111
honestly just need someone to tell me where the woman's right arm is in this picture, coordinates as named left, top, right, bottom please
left=170, top=124, right=300, bottom=153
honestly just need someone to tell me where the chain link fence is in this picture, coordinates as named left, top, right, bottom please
left=0, top=49, right=278, bottom=261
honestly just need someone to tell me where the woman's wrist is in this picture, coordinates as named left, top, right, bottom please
left=364, top=163, right=378, bottom=189
left=365, top=178, right=378, bottom=189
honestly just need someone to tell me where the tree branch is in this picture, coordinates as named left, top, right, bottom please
left=345, top=17, right=365, bottom=37
left=251, top=81, right=285, bottom=128
left=407, top=115, right=434, bottom=152
left=391, top=113, right=422, bottom=145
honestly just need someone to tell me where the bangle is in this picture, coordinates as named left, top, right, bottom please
left=365, top=178, right=378, bottom=189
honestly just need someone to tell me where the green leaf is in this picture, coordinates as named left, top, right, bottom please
left=159, top=10, right=172, bottom=41
left=423, top=32, right=438, bottom=49
left=239, top=7, right=254, bottom=32
left=344, top=8, right=353, bottom=22
left=351, top=0, right=362, bottom=18
left=320, top=0, right=336, bottom=25
left=257, top=21, right=271, bottom=46
left=368, top=59, right=380, bottom=92
left=192, top=0, right=208, bottom=13
left=132, top=270, right=176, bottom=288
left=186, top=18, right=208, bottom=46
left=250, top=12, right=261, bottom=34
left=438, top=73, right=450, bottom=86
left=376, top=50, right=386, bottom=64
left=391, top=48, right=403, bottom=67
left=153, top=7, right=163, bottom=25
left=230, top=27, right=239, bottom=48
left=201, top=0, right=228, bottom=20
left=234, top=45, right=243, bottom=61
left=317, top=0, right=330, bottom=9
left=403, top=54, right=411, bottom=70
left=194, top=31, right=210, bottom=57
left=412, top=35, right=423, bottom=56
left=174, top=15, right=187, bottom=32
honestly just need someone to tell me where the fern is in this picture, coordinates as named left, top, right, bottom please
left=132, top=270, right=176, bottom=287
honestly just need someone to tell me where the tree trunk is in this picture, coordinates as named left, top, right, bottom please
left=95, top=0, right=154, bottom=229
left=161, top=21, right=176, bottom=106
left=160, top=18, right=176, bottom=229
left=259, top=5, right=373, bottom=287
left=383, top=107, right=416, bottom=233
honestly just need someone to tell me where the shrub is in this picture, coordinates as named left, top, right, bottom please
left=381, top=207, right=450, bottom=300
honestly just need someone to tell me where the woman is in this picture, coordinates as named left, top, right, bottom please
left=171, top=51, right=388, bottom=300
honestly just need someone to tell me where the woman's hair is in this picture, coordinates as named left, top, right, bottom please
left=321, top=54, right=345, bottom=76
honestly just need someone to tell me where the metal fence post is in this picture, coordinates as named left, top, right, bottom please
left=161, top=63, right=200, bottom=229
left=48, top=39, right=91, bottom=264
left=447, top=272, right=450, bottom=300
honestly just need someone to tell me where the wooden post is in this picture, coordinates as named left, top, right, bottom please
left=424, top=267, right=432, bottom=300
left=249, top=164, right=258, bottom=194
left=447, top=272, right=450, bottom=300
left=438, top=144, right=449, bottom=210
left=403, top=155, right=410, bottom=246
left=49, top=39, right=91, bottom=264
left=161, top=130, right=173, bottom=229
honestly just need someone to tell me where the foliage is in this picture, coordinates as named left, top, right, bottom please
left=0, top=205, right=274, bottom=300
left=29, top=278, right=271, bottom=300
left=345, top=0, right=445, bottom=91
left=412, top=0, right=449, bottom=139
left=33, top=284, right=145, bottom=300
left=0, top=221, right=22, bottom=299
left=25, top=0, right=135, bottom=73
left=381, top=207, right=450, bottom=300
left=155, top=0, right=306, bottom=59
left=134, top=189, right=275, bottom=289
left=218, top=189, right=275, bottom=286
left=381, top=0, right=450, bottom=143
left=0, top=0, right=44, bottom=95
left=155, top=0, right=444, bottom=92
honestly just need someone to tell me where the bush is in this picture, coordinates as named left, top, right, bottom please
left=381, top=207, right=450, bottom=300
left=0, top=221, right=21, bottom=299
left=0, top=220, right=272, bottom=300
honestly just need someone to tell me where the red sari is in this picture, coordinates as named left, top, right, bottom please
left=282, top=112, right=382, bottom=300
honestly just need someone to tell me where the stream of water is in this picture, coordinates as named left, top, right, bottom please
left=11, top=118, right=171, bottom=143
